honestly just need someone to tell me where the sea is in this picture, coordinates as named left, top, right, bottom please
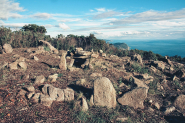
left=110, top=40, right=185, bottom=58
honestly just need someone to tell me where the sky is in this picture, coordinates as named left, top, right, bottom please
left=0, top=0, right=185, bottom=40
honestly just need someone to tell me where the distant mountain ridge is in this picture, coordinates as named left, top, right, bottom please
left=113, top=42, right=129, bottom=50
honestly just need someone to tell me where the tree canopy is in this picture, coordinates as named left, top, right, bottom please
left=21, top=24, right=47, bottom=33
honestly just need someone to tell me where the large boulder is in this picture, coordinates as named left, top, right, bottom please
left=59, top=52, right=67, bottom=70
left=39, top=40, right=59, bottom=54
left=118, top=87, right=148, bottom=109
left=131, top=54, right=142, bottom=64
left=34, top=75, right=45, bottom=85
left=3, top=44, right=13, bottom=53
left=174, top=95, right=185, bottom=112
left=93, top=77, right=117, bottom=108
left=151, top=61, right=165, bottom=71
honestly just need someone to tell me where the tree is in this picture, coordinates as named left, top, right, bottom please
left=21, top=24, right=47, bottom=33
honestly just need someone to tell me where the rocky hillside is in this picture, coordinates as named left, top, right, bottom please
left=0, top=42, right=185, bottom=123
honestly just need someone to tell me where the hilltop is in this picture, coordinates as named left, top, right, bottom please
left=0, top=41, right=185, bottom=123
left=113, top=43, right=129, bottom=50
left=0, top=25, right=185, bottom=122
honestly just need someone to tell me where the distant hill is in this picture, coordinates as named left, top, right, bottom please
left=113, top=43, right=129, bottom=50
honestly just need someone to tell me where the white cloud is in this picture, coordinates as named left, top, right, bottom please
left=0, top=0, right=25, bottom=20
left=2, top=23, right=29, bottom=28
left=30, top=13, right=52, bottom=20
left=108, top=8, right=185, bottom=25
left=90, top=9, right=94, bottom=12
left=93, top=11, right=125, bottom=19
left=96, top=8, right=106, bottom=12
left=43, top=24, right=53, bottom=28
left=59, top=18, right=81, bottom=22
left=59, top=23, right=70, bottom=30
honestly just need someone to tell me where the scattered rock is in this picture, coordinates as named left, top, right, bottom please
left=13, top=54, right=20, bottom=58
left=64, top=88, right=74, bottom=101
left=34, top=56, right=39, bottom=61
left=164, top=106, right=175, bottom=115
left=16, top=57, right=25, bottom=62
left=34, top=75, right=45, bottom=85
left=151, top=61, right=165, bottom=71
left=56, top=88, right=64, bottom=102
left=131, top=54, right=143, bottom=64
left=81, top=97, right=88, bottom=112
left=48, top=74, right=58, bottom=82
left=3, top=44, right=13, bottom=53
left=118, top=87, right=148, bottom=109
left=91, top=53, right=99, bottom=58
left=93, top=77, right=117, bottom=108
left=18, top=62, right=27, bottom=70
left=39, top=40, right=59, bottom=54
left=68, top=59, right=75, bottom=68
left=154, top=102, right=160, bottom=110
left=174, top=95, right=185, bottom=111
left=26, top=49, right=32, bottom=53
left=40, top=94, right=54, bottom=107
left=90, top=73, right=102, bottom=77
left=76, top=79, right=86, bottom=86
left=116, top=117, right=128, bottom=122
left=59, top=52, right=67, bottom=70
left=8, top=62, right=18, bottom=70
left=131, top=77, right=149, bottom=89
left=81, top=59, right=89, bottom=68
left=25, top=86, right=35, bottom=92
left=31, top=93, right=41, bottom=103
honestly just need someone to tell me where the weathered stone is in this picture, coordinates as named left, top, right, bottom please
left=3, top=44, right=13, bottom=53
left=25, top=86, right=35, bottom=92
left=69, top=59, right=75, bottom=68
left=9, top=62, right=18, bottom=70
left=16, top=57, right=25, bottom=62
left=81, top=59, right=89, bottom=68
left=75, top=50, right=92, bottom=56
left=93, top=77, right=117, bottom=108
left=59, top=52, right=67, bottom=70
left=131, top=54, right=142, bottom=64
left=144, top=76, right=154, bottom=84
left=34, top=75, right=45, bottom=84
left=18, top=62, right=27, bottom=70
left=88, top=64, right=93, bottom=69
left=164, top=106, right=175, bottom=115
left=39, top=40, right=59, bottom=54
left=101, top=53, right=106, bottom=57
left=174, top=95, right=185, bottom=111
left=56, top=89, right=64, bottom=101
left=34, top=56, right=39, bottom=61
left=90, top=95, right=94, bottom=106
left=40, top=94, right=53, bottom=107
left=76, top=79, right=86, bottom=86
left=0, top=61, right=8, bottom=69
left=26, top=49, right=32, bottom=53
left=17, top=89, right=27, bottom=97
left=48, top=74, right=58, bottom=82
left=116, top=117, right=128, bottom=122
left=118, top=87, right=148, bottom=109
left=81, top=97, right=88, bottom=112
left=13, top=54, right=20, bottom=58
left=90, top=73, right=102, bottom=77
left=99, top=50, right=103, bottom=53
left=131, top=77, right=149, bottom=89
left=31, top=93, right=41, bottom=103
left=91, top=53, right=99, bottom=58
left=142, top=73, right=149, bottom=79
left=64, top=88, right=74, bottom=101
left=26, top=92, right=35, bottom=99
left=154, top=102, right=160, bottom=110
left=151, top=61, right=165, bottom=70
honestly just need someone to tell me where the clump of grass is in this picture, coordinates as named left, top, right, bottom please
left=58, top=73, right=63, bottom=77
left=131, top=62, right=148, bottom=74
left=44, top=45, right=50, bottom=51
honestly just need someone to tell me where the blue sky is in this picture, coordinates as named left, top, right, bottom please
left=0, top=0, right=185, bottom=40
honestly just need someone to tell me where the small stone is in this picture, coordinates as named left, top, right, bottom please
left=25, top=86, right=35, bottom=92
left=18, top=62, right=27, bottom=70
left=116, top=117, right=128, bottom=122
left=48, top=74, right=58, bottom=82
left=3, top=44, right=13, bottom=53
left=34, top=75, right=45, bottom=85
left=27, top=92, right=35, bottom=99
left=9, top=62, right=18, bottom=70
left=81, top=97, right=88, bottom=112
left=64, top=88, right=74, bottom=101
left=40, top=94, right=53, bottom=107
left=31, top=93, right=41, bottom=103
left=90, top=73, right=102, bottom=77
left=164, top=106, right=175, bottom=115
left=76, top=79, right=86, bottom=86
left=34, top=56, right=39, bottom=61
left=154, top=102, right=160, bottom=109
